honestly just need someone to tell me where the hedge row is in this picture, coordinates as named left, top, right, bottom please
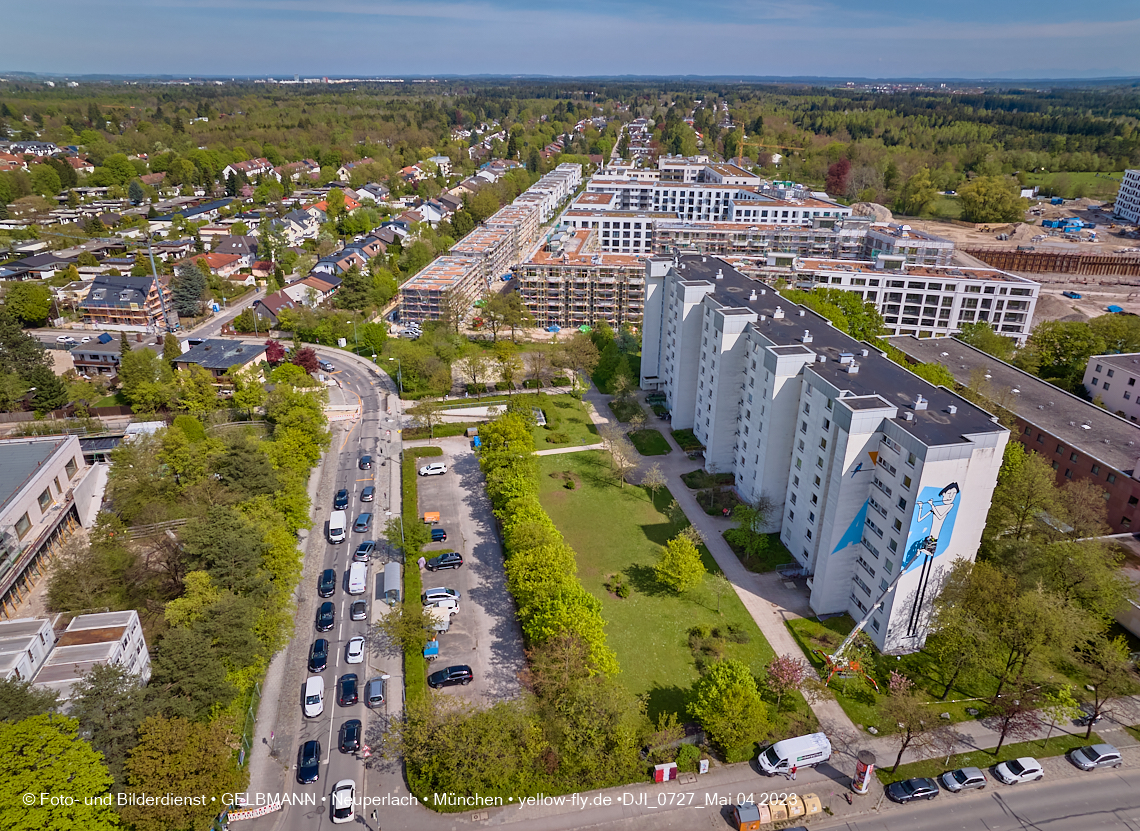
left=400, top=445, right=444, bottom=706
left=479, top=410, right=618, bottom=675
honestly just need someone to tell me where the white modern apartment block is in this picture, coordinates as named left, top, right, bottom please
left=1084, top=352, right=1140, bottom=422
left=1115, top=169, right=1140, bottom=225
left=641, top=255, right=1008, bottom=653
left=0, top=617, right=55, bottom=682
left=733, top=255, right=1041, bottom=344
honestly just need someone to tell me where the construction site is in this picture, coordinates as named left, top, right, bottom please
left=877, top=196, right=1140, bottom=325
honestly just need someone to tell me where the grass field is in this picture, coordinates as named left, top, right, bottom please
left=629, top=429, right=672, bottom=456
left=528, top=393, right=599, bottom=449
left=724, top=532, right=796, bottom=574
left=1021, top=171, right=1123, bottom=201
left=537, top=451, right=816, bottom=738
left=876, top=732, right=1101, bottom=785
left=785, top=615, right=997, bottom=732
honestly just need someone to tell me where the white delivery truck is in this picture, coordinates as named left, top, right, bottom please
left=347, top=561, right=368, bottom=595
left=328, top=510, right=347, bottom=544
left=757, top=733, right=832, bottom=776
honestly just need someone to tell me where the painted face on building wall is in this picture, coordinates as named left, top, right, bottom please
left=903, top=482, right=960, bottom=572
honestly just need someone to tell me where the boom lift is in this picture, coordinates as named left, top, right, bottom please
left=814, top=566, right=909, bottom=692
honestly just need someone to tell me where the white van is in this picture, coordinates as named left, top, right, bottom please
left=757, top=733, right=832, bottom=776
left=347, top=561, right=368, bottom=595
left=303, top=676, right=324, bottom=718
left=328, top=510, right=347, bottom=544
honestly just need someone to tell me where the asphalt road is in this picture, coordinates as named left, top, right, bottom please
left=268, top=352, right=399, bottom=830
left=415, top=437, right=524, bottom=704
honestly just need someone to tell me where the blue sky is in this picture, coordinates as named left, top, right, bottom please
left=5, top=0, right=1140, bottom=79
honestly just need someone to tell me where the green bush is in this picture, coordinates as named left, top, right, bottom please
left=675, top=743, right=702, bottom=773
left=671, top=429, right=704, bottom=451
left=467, top=383, right=488, bottom=394
left=546, top=431, right=570, bottom=444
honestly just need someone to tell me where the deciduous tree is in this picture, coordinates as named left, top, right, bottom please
left=765, top=654, right=810, bottom=711
left=2, top=281, right=52, bottom=325
left=655, top=532, right=706, bottom=592
left=687, top=659, right=770, bottom=754
left=882, top=672, right=937, bottom=771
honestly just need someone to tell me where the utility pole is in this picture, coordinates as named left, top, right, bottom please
left=146, top=234, right=176, bottom=333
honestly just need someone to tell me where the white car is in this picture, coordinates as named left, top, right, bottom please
left=422, top=587, right=461, bottom=605
left=330, top=779, right=355, bottom=824
left=55, top=335, right=72, bottom=343
left=302, top=676, right=324, bottom=718
left=418, top=463, right=447, bottom=477
left=994, top=757, right=1043, bottom=784
left=80, top=336, right=91, bottom=343
left=345, top=636, right=365, bottom=664
left=427, top=598, right=459, bottom=616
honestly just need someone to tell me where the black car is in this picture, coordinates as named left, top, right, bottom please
left=350, top=599, right=368, bottom=621
left=338, top=673, right=359, bottom=706
left=361, top=486, right=375, bottom=502
left=296, top=740, right=321, bottom=784
left=353, top=541, right=375, bottom=562
left=317, top=568, right=337, bottom=598
left=308, top=639, right=329, bottom=672
left=316, top=602, right=335, bottom=632
left=339, top=719, right=362, bottom=753
left=430, top=528, right=447, bottom=543
left=353, top=513, right=373, bottom=533
left=333, top=488, right=349, bottom=510
left=885, top=777, right=939, bottom=804
left=426, top=552, right=464, bottom=572
left=359, top=455, right=372, bottom=470
left=428, top=664, right=474, bottom=688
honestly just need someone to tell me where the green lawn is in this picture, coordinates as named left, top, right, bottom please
left=724, top=532, right=795, bottom=574
left=528, top=393, right=599, bottom=449
left=1021, top=170, right=1123, bottom=201
left=671, top=429, right=704, bottom=452
left=95, top=392, right=128, bottom=407
left=537, top=451, right=816, bottom=737
left=681, top=469, right=735, bottom=489
left=785, top=615, right=996, bottom=732
left=628, top=429, right=671, bottom=456
left=877, top=732, right=1101, bottom=785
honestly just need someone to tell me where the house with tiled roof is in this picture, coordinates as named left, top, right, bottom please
left=221, top=158, right=277, bottom=181
left=140, top=172, right=166, bottom=187
left=174, top=339, right=268, bottom=380
left=308, top=194, right=361, bottom=213
left=274, top=159, right=320, bottom=182
left=80, top=274, right=174, bottom=328
left=212, top=235, right=258, bottom=265
left=252, top=290, right=299, bottom=326
left=193, top=252, right=243, bottom=277
left=336, top=158, right=375, bottom=182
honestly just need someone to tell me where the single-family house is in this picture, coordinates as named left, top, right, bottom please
left=335, top=158, right=375, bottom=182
left=357, top=183, right=390, bottom=203
left=65, top=157, right=95, bottom=174
left=252, top=290, right=300, bottom=326
left=3, top=252, right=78, bottom=280
left=274, top=159, right=320, bottom=182
left=70, top=334, right=159, bottom=380
left=140, top=172, right=166, bottom=187
left=193, top=253, right=243, bottom=277
left=174, top=339, right=268, bottom=380
left=221, top=158, right=277, bottom=181
left=213, top=235, right=258, bottom=264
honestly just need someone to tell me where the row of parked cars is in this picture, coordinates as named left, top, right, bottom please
left=886, top=745, right=1124, bottom=804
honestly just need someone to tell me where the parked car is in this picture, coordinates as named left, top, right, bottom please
left=359, top=455, right=372, bottom=470
left=316, top=601, right=335, bottom=632
left=428, top=664, right=473, bottom=688
left=365, top=676, right=386, bottom=709
left=330, top=779, right=355, bottom=824
left=353, top=541, right=375, bottom=562
left=885, top=777, right=939, bottom=804
left=349, top=600, right=367, bottom=621
left=308, top=639, right=329, bottom=672
left=1068, top=744, right=1122, bottom=771
left=302, top=676, right=324, bottom=718
left=338, top=719, right=362, bottom=753
left=296, top=740, right=321, bottom=784
left=361, top=486, right=375, bottom=502
left=419, top=463, right=447, bottom=477
left=940, top=767, right=987, bottom=792
left=422, top=587, right=461, bottom=605
left=333, top=488, right=349, bottom=510
left=345, top=636, right=365, bottom=664
left=430, top=528, right=447, bottom=543
left=353, top=513, right=372, bottom=533
left=426, top=552, right=463, bottom=572
left=338, top=673, right=358, bottom=706
left=994, top=757, right=1043, bottom=784
left=317, top=568, right=336, bottom=598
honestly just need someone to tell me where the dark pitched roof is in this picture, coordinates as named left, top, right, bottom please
left=80, top=274, right=157, bottom=309
left=176, top=339, right=268, bottom=371
left=255, top=290, right=299, bottom=318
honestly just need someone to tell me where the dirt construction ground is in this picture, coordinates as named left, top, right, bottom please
left=899, top=198, right=1140, bottom=322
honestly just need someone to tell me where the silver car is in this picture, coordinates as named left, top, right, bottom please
left=422, top=587, right=461, bottom=605
left=1068, top=744, right=1122, bottom=771
left=940, top=766, right=987, bottom=791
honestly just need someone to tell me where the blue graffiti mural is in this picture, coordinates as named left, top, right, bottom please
left=832, top=499, right=870, bottom=555
left=901, top=482, right=961, bottom=572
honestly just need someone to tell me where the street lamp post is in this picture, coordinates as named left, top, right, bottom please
left=347, top=318, right=359, bottom=350
left=388, top=356, right=402, bottom=395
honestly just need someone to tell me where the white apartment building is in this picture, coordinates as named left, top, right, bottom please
left=33, top=610, right=150, bottom=703
left=1115, top=170, right=1140, bottom=225
left=1084, top=352, right=1140, bottom=422
left=641, top=255, right=1007, bottom=653
left=732, top=255, right=1041, bottom=344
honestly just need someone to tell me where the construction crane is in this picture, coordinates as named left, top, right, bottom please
left=814, top=562, right=911, bottom=692
left=735, top=135, right=802, bottom=163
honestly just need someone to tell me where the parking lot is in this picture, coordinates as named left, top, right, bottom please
left=413, top=436, right=525, bottom=703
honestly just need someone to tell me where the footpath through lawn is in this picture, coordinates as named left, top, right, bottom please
left=538, top=451, right=815, bottom=734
